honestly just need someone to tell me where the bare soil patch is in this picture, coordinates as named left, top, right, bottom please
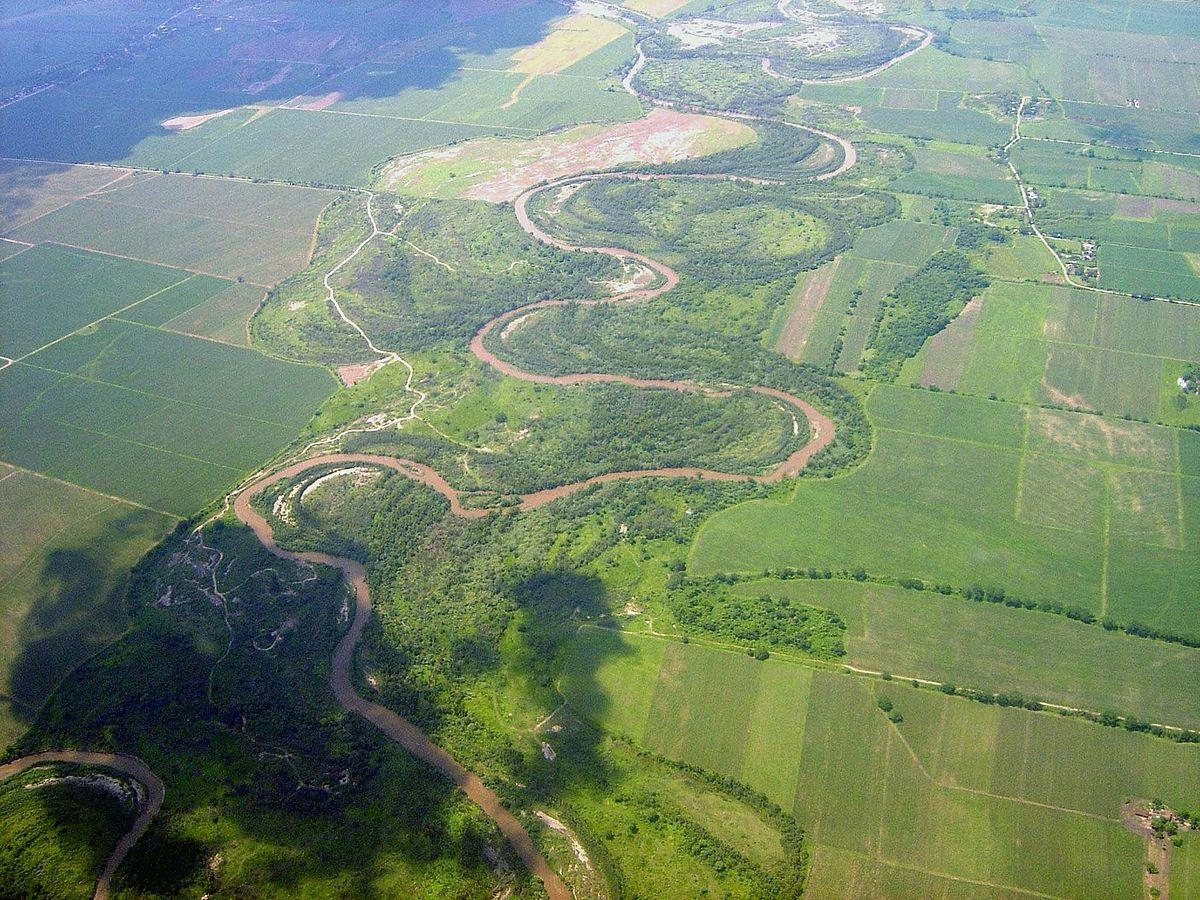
left=918, top=295, right=982, bottom=389
left=285, top=91, right=343, bottom=111
left=337, top=359, right=387, bottom=387
left=161, top=108, right=237, bottom=131
left=775, top=257, right=841, bottom=359
left=1115, top=194, right=1154, bottom=219
left=385, top=108, right=752, bottom=203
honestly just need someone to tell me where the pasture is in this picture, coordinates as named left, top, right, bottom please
left=690, top=385, right=1200, bottom=638
left=562, top=630, right=1200, bottom=899
left=0, top=469, right=172, bottom=744
left=5, top=173, right=335, bottom=285
left=902, top=280, right=1200, bottom=424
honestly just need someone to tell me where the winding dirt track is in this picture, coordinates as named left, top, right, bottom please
left=0, top=750, right=164, bottom=900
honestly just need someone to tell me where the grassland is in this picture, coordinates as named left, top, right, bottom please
left=382, top=109, right=754, bottom=202
left=563, top=630, right=1199, bottom=899
left=902, top=280, right=1200, bottom=423
left=691, top=384, right=1200, bottom=638
left=0, top=764, right=134, bottom=899
left=5, top=173, right=335, bottom=285
left=0, top=468, right=173, bottom=745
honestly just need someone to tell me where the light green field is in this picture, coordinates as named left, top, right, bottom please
left=902, top=280, right=1200, bottom=423
left=891, top=145, right=1021, bottom=205
left=691, top=385, right=1200, bottom=638
left=0, top=469, right=173, bottom=743
left=1174, top=833, right=1200, bottom=899
left=562, top=630, right=1199, bottom=899
left=383, top=111, right=754, bottom=201
left=5, top=173, right=334, bottom=285
left=731, top=577, right=1200, bottom=729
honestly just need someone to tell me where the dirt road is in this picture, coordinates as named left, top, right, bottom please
left=0, top=750, right=164, bottom=900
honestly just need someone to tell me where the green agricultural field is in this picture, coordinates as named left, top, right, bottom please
left=1011, top=140, right=1200, bottom=202
left=5, top=173, right=335, bottom=285
left=122, top=278, right=265, bottom=346
left=1098, top=243, right=1200, bottom=301
left=0, top=244, right=335, bottom=516
left=0, top=161, right=135, bottom=231
left=902, top=280, right=1200, bottom=423
left=730, top=577, right=1200, bottom=729
left=1174, top=833, right=1200, bottom=899
left=0, top=317, right=334, bottom=515
left=890, top=145, right=1020, bottom=205
left=691, top=384, right=1200, bottom=638
left=0, top=244, right=187, bottom=359
left=772, top=218, right=956, bottom=368
left=563, top=630, right=1199, bottom=899
left=0, top=469, right=173, bottom=744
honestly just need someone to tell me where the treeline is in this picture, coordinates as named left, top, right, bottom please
left=666, top=579, right=846, bottom=657
left=626, top=742, right=809, bottom=898
left=862, top=250, right=988, bottom=380
left=735, top=564, right=1200, bottom=651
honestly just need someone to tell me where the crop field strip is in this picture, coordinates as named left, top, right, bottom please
left=0, top=246, right=334, bottom=515
left=563, top=630, right=1196, bottom=899
left=691, top=385, right=1200, bottom=639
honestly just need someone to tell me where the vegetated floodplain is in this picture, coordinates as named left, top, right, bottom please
left=691, top=384, right=1200, bottom=640
left=381, top=108, right=754, bottom=202
left=563, top=629, right=1198, bottom=900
